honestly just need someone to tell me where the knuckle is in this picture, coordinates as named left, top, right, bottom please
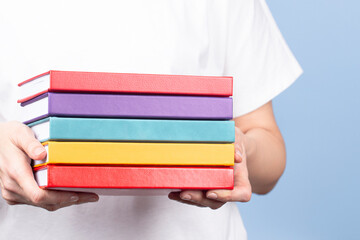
left=223, top=196, right=231, bottom=202
left=221, top=192, right=232, bottom=202
left=10, top=123, right=34, bottom=146
left=1, top=121, right=23, bottom=140
left=242, top=191, right=252, bottom=202
left=1, top=179, right=18, bottom=193
left=191, top=193, right=203, bottom=202
left=31, top=191, right=45, bottom=204
left=1, top=190, right=14, bottom=202
left=12, top=123, right=27, bottom=136
left=6, top=121, right=20, bottom=130
left=44, top=205, right=59, bottom=212
left=7, top=166, right=26, bottom=180
left=210, top=203, right=224, bottom=210
left=6, top=168, right=18, bottom=179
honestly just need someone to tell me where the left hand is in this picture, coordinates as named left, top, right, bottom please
left=168, top=127, right=252, bottom=209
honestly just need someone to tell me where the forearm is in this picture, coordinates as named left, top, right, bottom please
left=171, top=102, right=286, bottom=208
left=244, top=127, right=286, bottom=194
left=234, top=101, right=286, bottom=195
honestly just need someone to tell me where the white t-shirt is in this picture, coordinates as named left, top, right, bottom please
left=0, top=0, right=302, bottom=239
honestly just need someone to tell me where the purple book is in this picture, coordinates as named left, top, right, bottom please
left=20, top=93, right=233, bottom=124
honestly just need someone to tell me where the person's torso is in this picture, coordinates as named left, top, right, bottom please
left=0, top=1, right=247, bottom=239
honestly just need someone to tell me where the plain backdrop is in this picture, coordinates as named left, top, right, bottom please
left=237, top=0, right=360, bottom=239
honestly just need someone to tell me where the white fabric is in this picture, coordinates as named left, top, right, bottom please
left=0, top=0, right=302, bottom=239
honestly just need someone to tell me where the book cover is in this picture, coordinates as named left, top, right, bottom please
left=28, top=117, right=235, bottom=143
left=18, top=70, right=233, bottom=103
left=33, top=141, right=234, bottom=167
left=34, top=165, right=234, bottom=190
left=21, top=92, right=233, bottom=124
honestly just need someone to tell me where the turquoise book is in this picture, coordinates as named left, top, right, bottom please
left=28, top=117, right=235, bottom=143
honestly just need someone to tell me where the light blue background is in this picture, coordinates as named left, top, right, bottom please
left=237, top=1, right=360, bottom=239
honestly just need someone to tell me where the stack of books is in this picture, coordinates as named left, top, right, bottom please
left=18, top=70, right=235, bottom=195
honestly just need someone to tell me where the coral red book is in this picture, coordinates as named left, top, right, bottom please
left=34, top=165, right=234, bottom=190
left=18, top=70, right=233, bottom=102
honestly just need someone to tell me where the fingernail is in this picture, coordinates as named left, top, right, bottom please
left=69, top=196, right=79, bottom=202
left=207, top=193, right=217, bottom=200
left=34, top=147, right=45, bottom=156
left=181, top=194, right=191, bottom=201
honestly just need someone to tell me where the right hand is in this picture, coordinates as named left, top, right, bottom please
left=0, top=121, right=99, bottom=211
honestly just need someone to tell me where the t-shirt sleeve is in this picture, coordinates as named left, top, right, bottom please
left=226, top=0, right=303, bottom=117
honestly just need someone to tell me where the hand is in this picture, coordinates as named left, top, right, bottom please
left=0, top=121, right=99, bottom=211
left=168, top=127, right=252, bottom=209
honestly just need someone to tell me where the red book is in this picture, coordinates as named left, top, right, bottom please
left=18, top=70, right=233, bottom=103
left=34, top=165, right=234, bottom=190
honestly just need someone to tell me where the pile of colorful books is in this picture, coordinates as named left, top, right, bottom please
left=18, top=70, right=235, bottom=195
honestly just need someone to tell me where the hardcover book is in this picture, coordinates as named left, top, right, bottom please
left=34, top=165, right=234, bottom=190
left=20, top=92, right=233, bottom=124
left=18, top=70, right=233, bottom=102
left=33, top=141, right=234, bottom=167
left=29, top=117, right=235, bottom=143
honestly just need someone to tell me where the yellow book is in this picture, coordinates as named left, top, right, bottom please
left=34, top=141, right=234, bottom=167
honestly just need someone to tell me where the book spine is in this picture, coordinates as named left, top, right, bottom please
left=21, top=93, right=50, bottom=124
left=34, top=141, right=234, bottom=167
left=42, top=165, right=234, bottom=189
left=47, top=117, right=235, bottom=142
left=50, top=70, right=233, bottom=96
left=49, top=93, right=233, bottom=120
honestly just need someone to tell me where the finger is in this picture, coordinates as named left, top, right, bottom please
left=14, top=161, right=80, bottom=205
left=234, top=127, right=246, bottom=163
left=0, top=175, right=22, bottom=193
left=234, top=141, right=246, bottom=164
left=40, top=194, right=99, bottom=212
left=39, top=202, right=75, bottom=212
left=38, top=189, right=99, bottom=205
left=207, top=164, right=252, bottom=203
left=179, top=190, right=225, bottom=210
left=5, top=200, right=24, bottom=206
left=1, top=187, right=27, bottom=204
left=234, top=144, right=243, bottom=163
left=30, top=189, right=99, bottom=206
left=74, top=191, right=100, bottom=204
left=206, top=185, right=251, bottom=203
left=168, top=192, right=206, bottom=208
left=0, top=174, right=27, bottom=203
left=10, top=123, right=46, bottom=160
left=9, top=149, right=99, bottom=206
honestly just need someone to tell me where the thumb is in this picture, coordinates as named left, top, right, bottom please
left=11, top=123, right=46, bottom=160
